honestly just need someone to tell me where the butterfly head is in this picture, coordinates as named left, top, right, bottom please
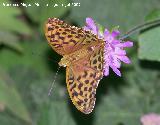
left=58, top=55, right=71, bottom=67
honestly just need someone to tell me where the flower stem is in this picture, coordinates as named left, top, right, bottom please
left=119, top=19, right=160, bottom=40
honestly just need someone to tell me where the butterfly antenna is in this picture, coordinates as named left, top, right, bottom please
left=48, top=66, right=61, bottom=96
left=119, top=19, right=160, bottom=40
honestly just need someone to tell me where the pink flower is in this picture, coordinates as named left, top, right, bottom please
left=83, top=17, right=133, bottom=76
left=103, top=29, right=133, bottom=76
left=141, top=113, right=160, bottom=125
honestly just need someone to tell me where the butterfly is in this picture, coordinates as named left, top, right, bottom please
left=44, top=18, right=104, bottom=114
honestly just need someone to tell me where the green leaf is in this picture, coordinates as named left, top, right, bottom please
left=0, top=0, right=31, bottom=35
left=138, top=27, right=160, bottom=61
left=124, top=60, right=160, bottom=113
left=0, top=112, right=27, bottom=125
left=0, top=69, right=32, bottom=123
left=138, top=9, right=160, bottom=61
left=95, top=94, right=142, bottom=125
left=0, top=30, right=23, bottom=52
left=38, top=102, right=75, bottom=125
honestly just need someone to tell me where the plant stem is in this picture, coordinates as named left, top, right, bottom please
left=120, top=19, right=160, bottom=40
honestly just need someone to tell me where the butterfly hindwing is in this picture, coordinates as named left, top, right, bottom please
left=66, top=44, right=104, bottom=114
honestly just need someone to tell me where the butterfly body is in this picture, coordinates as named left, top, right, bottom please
left=59, top=43, right=102, bottom=67
left=58, top=46, right=89, bottom=67
left=45, top=18, right=104, bottom=114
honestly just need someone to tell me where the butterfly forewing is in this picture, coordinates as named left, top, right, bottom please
left=45, top=18, right=99, bottom=56
left=45, top=18, right=85, bottom=55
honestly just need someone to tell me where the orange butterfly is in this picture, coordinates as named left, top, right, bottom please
left=44, top=18, right=104, bottom=114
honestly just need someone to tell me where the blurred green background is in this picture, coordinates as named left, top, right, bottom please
left=0, top=0, right=160, bottom=125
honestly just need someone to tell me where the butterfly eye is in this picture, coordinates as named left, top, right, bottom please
left=58, top=56, right=71, bottom=67
left=58, top=61, right=63, bottom=67
left=58, top=58, right=66, bottom=67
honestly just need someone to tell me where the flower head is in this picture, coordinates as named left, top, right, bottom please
left=141, top=113, right=160, bottom=125
left=83, top=17, right=133, bottom=76
left=103, top=29, right=133, bottom=76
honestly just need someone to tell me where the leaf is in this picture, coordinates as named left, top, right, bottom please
left=138, top=9, right=160, bottom=61
left=0, top=0, right=31, bottom=35
left=38, top=102, right=75, bottom=125
left=0, top=69, right=32, bottom=123
left=95, top=94, right=142, bottom=125
left=138, top=27, right=160, bottom=61
left=95, top=76, right=143, bottom=124
left=0, top=30, right=23, bottom=52
left=124, top=63, right=160, bottom=113
left=0, top=112, right=26, bottom=125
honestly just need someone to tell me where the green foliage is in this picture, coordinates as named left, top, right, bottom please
left=0, top=0, right=31, bottom=52
left=0, top=31, right=23, bottom=52
left=0, top=0, right=31, bottom=34
left=138, top=9, right=160, bottom=61
left=0, top=1, right=31, bottom=35
left=38, top=102, right=76, bottom=125
left=0, top=69, right=31, bottom=123
left=138, top=27, right=160, bottom=61
left=96, top=94, right=142, bottom=125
